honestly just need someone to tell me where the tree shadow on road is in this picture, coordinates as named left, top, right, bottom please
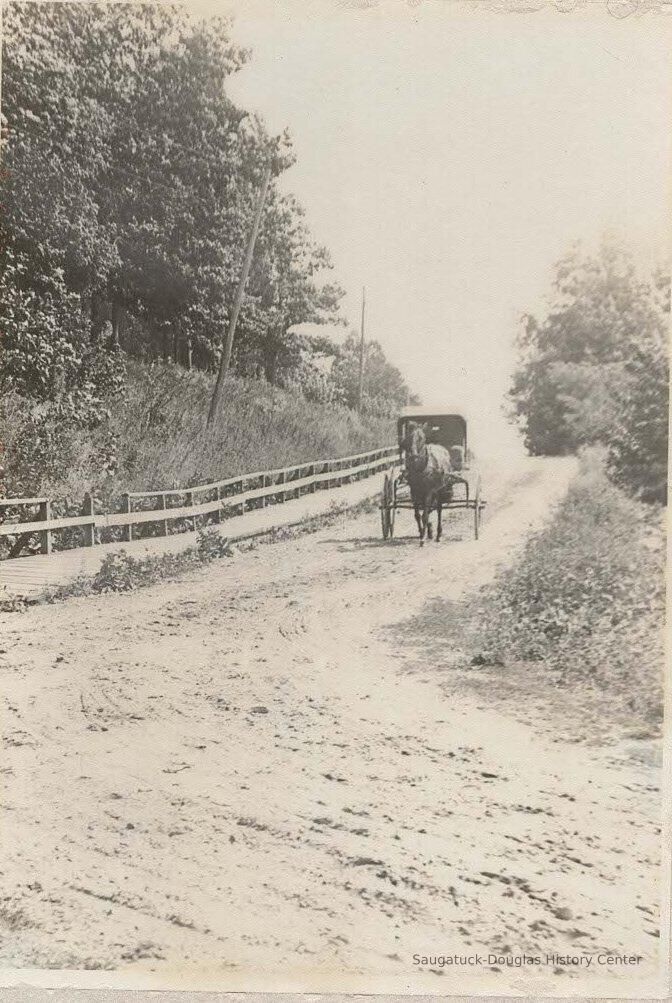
left=315, top=536, right=421, bottom=550
left=316, top=521, right=468, bottom=552
left=384, top=596, right=467, bottom=678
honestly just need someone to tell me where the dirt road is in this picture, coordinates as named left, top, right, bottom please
left=0, top=457, right=663, bottom=995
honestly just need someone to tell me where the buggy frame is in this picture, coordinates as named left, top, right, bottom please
left=380, top=408, right=486, bottom=540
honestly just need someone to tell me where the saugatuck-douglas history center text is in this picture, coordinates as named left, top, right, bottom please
left=412, top=953, right=644, bottom=969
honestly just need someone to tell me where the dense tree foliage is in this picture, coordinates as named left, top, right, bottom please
left=509, top=239, right=669, bottom=502
left=330, top=334, right=419, bottom=416
left=1, top=3, right=304, bottom=374
left=606, top=270, right=670, bottom=503
left=0, top=2, right=413, bottom=497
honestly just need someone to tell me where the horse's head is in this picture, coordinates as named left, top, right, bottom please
left=402, top=421, right=428, bottom=473
left=400, top=421, right=425, bottom=453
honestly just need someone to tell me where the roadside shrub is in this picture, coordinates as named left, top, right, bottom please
left=87, top=551, right=142, bottom=593
left=54, top=548, right=204, bottom=597
left=0, top=390, right=120, bottom=501
left=48, top=528, right=236, bottom=599
left=196, top=528, right=234, bottom=561
left=470, top=449, right=665, bottom=728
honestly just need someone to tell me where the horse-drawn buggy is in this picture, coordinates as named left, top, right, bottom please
left=380, top=408, right=485, bottom=543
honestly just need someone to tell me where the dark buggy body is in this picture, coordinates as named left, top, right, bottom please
left=380, top=407, right=485, bottom=540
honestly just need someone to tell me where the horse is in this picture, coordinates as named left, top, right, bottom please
left=401, top=422, right=457, bottom=544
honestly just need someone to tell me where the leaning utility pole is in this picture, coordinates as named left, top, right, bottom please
left=357, top=286, right=366, bottom=413
left=207, top=162, right=272, bottom=428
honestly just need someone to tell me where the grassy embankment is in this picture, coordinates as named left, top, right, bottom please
left=40, top=360, right=394, bottom=501
left=1, top=360, right=394, bottom=555
left=464, top=449, right=665, bottom=739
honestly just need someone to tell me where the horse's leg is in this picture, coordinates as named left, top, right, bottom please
left=420, top=500, right=431, bottom=545
left=414, top=503, right=424, bottom=540
left=436, top=494, right=443, bottom=542
left=425, top=491, right=434, bottom=540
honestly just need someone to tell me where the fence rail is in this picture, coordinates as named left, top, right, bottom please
left=0, top=444, right=400, bottom=560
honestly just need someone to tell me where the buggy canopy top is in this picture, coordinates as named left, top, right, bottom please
left=397, top=408, right=468, bottom=453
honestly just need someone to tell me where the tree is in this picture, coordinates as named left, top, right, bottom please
left=1, top=2, right=340, bottom=385
left=331, top=334, right=416, bottom=415
left=95, top=9, right=271, bottom=360
left=509, top=237, right=669, bottom=501
left=229, top=190, right=344, bottom=384
left=1, top=2, right=124, bottom=418
left=1, top=3, right=127, bottom=319
left=607, top=322, right=669, bottom=504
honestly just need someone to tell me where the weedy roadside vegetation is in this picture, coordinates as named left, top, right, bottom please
left=468, top=448, right=665, bottom=733
left=0, top=531, right=239, bottom=608
left=0, top=497, right=377, bottom=609
left=3, top=361, right=394, bottom=509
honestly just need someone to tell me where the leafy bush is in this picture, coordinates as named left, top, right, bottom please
left=0, top=390, right=121, bottom=502
left=52, top=548, right=202, bottom=598
left=53, top=529, right=235, bottom=596
left=470, top=449, right=664, bottom=729
left=196, top=528, right=235, bottom=561
left=86, top=551, right=145, bottom=593
left=0, top=249, right=126, bottom=502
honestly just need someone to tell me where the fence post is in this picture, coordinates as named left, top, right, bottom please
left=123, top=493, right=133, bottom=542
left=279, top=470, right=286, bottom=503
left=239, top=479, right=246, bottom=516
left=187, top=491, right=197, bottom=533
left=160, top=494, right=168, bottom=537
left=82, top=492, right=95, bottom=547
left=309, top=464, right=316, bottom=493
left=215, top=486, right=222, bottom=523
left=38, top=500, right=51, bottom=555
left=261, top=475, right=267, bottom=508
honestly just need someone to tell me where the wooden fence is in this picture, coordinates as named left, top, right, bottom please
left=0, top=445, right=399, bottom=560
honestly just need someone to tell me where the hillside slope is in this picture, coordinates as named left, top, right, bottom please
left=2, top=360, right=395, bottom=508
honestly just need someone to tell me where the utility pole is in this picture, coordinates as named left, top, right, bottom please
left=207, top=162, right=272, bottom=428
left=357, top=286, right=366, bottom=413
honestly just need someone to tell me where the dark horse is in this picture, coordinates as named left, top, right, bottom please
left=401, top=422, right=460, bottom=544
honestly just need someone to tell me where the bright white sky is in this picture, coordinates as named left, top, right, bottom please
left=209, top=0, right=671, bottom=453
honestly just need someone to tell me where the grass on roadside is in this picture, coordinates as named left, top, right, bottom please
left=0, top=496, right=378, bottom=610
left=466, top=448, right=665, bottom=736
left=2, top=360, right=394, bottom=508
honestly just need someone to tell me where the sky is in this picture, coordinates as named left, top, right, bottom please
left=209, top=0, right=671, bottom=452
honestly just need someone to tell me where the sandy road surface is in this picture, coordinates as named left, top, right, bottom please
left=0, top=457, right=664, bottom=995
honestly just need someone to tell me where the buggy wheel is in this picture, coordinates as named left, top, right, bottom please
left=388, top=475, right=396, bottom=538
left=381, top=475, right=391, bottom=539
